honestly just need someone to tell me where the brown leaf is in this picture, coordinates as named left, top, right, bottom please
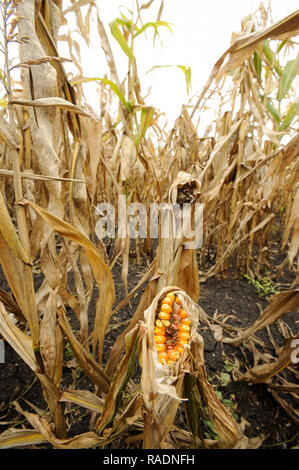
left=0, top=429, right=46, bottom=449
left=23, top=199, right=115, bottom=361
left=222, top=290, right=299, bottom=346
left=59, top=389, right=104, bottom=414
left=239, top=334, right=299, bottom=384
left=189, top=335, right=239, bottom=449
left=0, top=190, right=31, bottom=265
left=57, top=307, right=110, bottom=393
left=96, top=323, right=140, bottom=434
left=13, top=402, right=100, bottom=449
left=9, top=97, right=97, bottom=119
left=0, top=302, right=37, bottom=372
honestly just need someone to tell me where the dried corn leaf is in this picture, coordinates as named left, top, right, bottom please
left=57, top=308, right=110, bottom=393
left=23, top=199, right=115, bottom=361
left=0, top=169, right=86, bottom=184
left=13, top=402, right=100, bottom=449
left=189, top=334, right=239, bottom=449
left=268, top=390, right=299, bottom=424
left=0, top=302, right=37, bottom=372
left=0, top=288, right=23, bottom=319
left=59, top=389, right=104, bottom=414
left=10, top=97, right=96, bottom=119
left=99, top=394, right=143, bottom=447
left=10, top=56, right=72, bottom=70
left=63, top=0, right=94, bottom=16
left=239, top=334, right=299, bottom=384
left=96, top=323, right=140, bottom=434
left=0, top=233, right=41, bottom=353
left=222, top=290, right=299, bottom=346
left=0, top=302, right=59, bottom=399
left=192, top=11, right=299, bottom=115
left=0, top=429, right=46, bottom=449
left=219, top=11, right=299, bottom=76
left=0, top=190, right=31, bottom=265
left=233, top=418, right=265, bottom=449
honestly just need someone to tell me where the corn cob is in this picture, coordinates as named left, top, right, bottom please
left=154, top=292, right=191, bottom=365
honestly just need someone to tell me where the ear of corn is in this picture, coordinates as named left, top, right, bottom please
left=140, top=286, right=239, bottom=449
left=154, top=292, right=191, bottom=365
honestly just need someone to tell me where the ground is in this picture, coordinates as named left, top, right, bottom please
left=0, top=247, right=298, bottom=449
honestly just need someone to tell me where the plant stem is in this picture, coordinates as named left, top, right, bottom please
left=3, top=0, right=42, bottom=366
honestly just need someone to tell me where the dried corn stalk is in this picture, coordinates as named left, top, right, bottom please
left=140, top=286, right=239, bottom=449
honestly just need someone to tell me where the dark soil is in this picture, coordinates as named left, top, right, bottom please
left=0, top=248, right=298, bottom=449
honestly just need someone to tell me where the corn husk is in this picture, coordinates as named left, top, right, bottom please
left=140, top=286, right=239, bottom=449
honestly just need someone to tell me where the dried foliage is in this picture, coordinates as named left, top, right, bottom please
left=0, top=0, right=298, bottom=449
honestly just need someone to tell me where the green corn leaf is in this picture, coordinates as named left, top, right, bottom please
left=277, top=52, right=299, bottom=101
left=177, top=65, right=192, bottom=95
left=109, top=18, right=134, bottom=62
left=263, top=40, right=274, bottom=64
left=260, top=94, right=280, bottom=124
left=99, top=78, right=133, bottom=112
left=262, top=40, right=282, bottom=76
left=279, top=99, right=299, bottom=132
left=146, top=64, right=192, bottom=96
left=134, top=106, right=155, bottom=146
left=266, top=99, right=281, bottom=123
left=277, top=39, right=287, bottom=53
left=71, top=76, right=132, bottom=113
left=253, top=51, right=262, bottom=81
left=133, top=21, right=173, bottom=39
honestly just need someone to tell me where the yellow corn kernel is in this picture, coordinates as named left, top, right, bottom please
left=175, top=295, right=182, bottom=305
left=155, top=319, right=164, bottom=328
left=162, top=296, right=173, bottom=306
left=167, top=350, right=180, bottom=361
left=181, top=317, right=191, bottom=326
left=161, top=304, right=172, bottom=314
left=177, top=338, right=188, bottom=347
left=161, top=320, right=171, bottom=327
left=158, top=311, right=171, bottom=321
left=167, top=292, right=175, bottom=301
left=175, top=344, right=185, bottom=354
left=154, top=335, right=166, bottom=344
left=158, top=352, right=168, bottom=364
left=179, top=308, right=188, bottom=319
left=177, top=331, right=190, bottom=341
left=179, top=324, right=191, bottom=333
left=156, top=343, right=166, bottom=353
left=154, top=327, right=166, bottom=336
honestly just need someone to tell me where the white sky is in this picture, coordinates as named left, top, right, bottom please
left=59, top=1, right=298, bottom=129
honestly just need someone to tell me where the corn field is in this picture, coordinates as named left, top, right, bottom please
left=0, top=0, right=298, bottom=450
